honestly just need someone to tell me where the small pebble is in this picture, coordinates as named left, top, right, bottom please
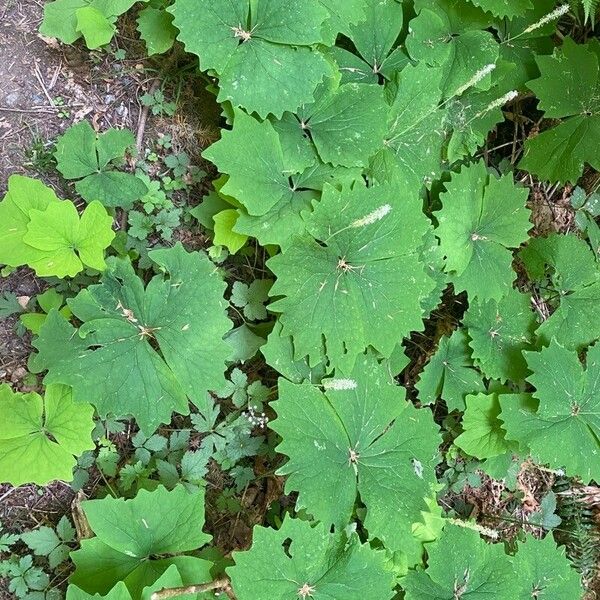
left=5, top=91, right=20, bottom=106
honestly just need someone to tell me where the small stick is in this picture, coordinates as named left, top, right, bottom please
left=0, top=106, right=56, bottom=114
left=150, top=579, right=235, bottom=600
left=135, top=78, right=160, bottom=154
left=33, top=62, right=57, bottom=110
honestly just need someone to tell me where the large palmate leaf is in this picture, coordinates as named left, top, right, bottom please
left=229, top=518, right=395, bottom=600
left=206, top=119, right=363, bottom=250
left=271, top=354, right=441, bottom=554
left=407, top=0, right=498, bottom=97
left=137, top=6, right=177, bottom=56
left=71, top=485, right=212, bottom=597
left=520, top=38, right=600, bottom=184
left=0, top=175, right=60, bottom=268
left=466, top=0, right=532, bottom=18
left=0, top=384, right=94, bottom=486
left=40, top=0, right=140, bottom=46
left=260, top=322, right=327, bottom=384
left=22, top=200, right=114, bottom=278
left=0, top=177, right=114, bottom=278
left=319, top=0, right=365, bottom=44
left=330, top=0, right=406, bottom=84
left=520, top=233, right=600, bottom=350
left=275, top=79, right=389, bottom=168
left=234, top=161, right=362, bottom=249
left=493, top=0, right=556, bottom=88
left=511, top=535, right=582, bottom=598
left=402, top=523, right=518, bottom=599
left=55, top=121, right=147, bottom=207
left=169, top=0, right=332, bottom=118
left=501, top=340, right=600, bottom=482
left=203, top=109, right=311, bottom=217
left=67, top=581, right=132, bottom=600
left=455, top=393, right=519, bottom=459
left=436, top=161, right=531, bottom=301
left=372, top=62, right=447, bottom=190
left=464, top=288, right=537, bottom=382
left=268, top=183, right=436, bottom=371
left=31, top=244, right=231, bottom=434
left=416, top=329, right=484, bottom=412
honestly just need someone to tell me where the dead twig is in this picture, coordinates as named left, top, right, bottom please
left=33, top=61, right=58, bottom=110
left=150, top=579, right=235, bottom=600
left=0, top=106, right=55, bottom=114
left=135, top=78, right=160, bottom=154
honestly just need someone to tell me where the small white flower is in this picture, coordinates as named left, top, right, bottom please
left=449, top=518, right=499, bottom=539
left=350, top=204, right=392, bottom=228
left=523, top=4, right=569, bottom=34
left=483, top=90, right=518, bottom=114
left=454, top=64, right=496, bottom=97
left=244, top=405, right=269, bottom=429
left=322, top=378, right=358, bottom=391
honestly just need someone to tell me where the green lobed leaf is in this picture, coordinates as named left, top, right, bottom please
left=520, top=38, right=600, bottom=184
left=0, top=384, right=94, bottom=486
left=406, top=0, right=499, bottom=98
left=55, top=121, right=146, bottom=208
left=203, top=109, right=302, bottom=217
left=230, top=279, right=272, bottom=321
left=212, top=209, right=248, bottom=254
left=234, top=161, right=362, bottom=250
left=275, top=80, right=389, bottom=168
left=31, top=244, right=232, bottom=434
left=319, top=0, right=366, bottom=44
left=23, top=200, right=115, bottom=278
left=464, top=287, right=537, bottom=382
left=402, top=523, right=518, bottom=599
left=501, top=340, right=600, bottom=482
left=271, top=354, right=441, bottom=554
left=137, top=7, right=177, bottom=56
left=40, top=0, right=139, bottom=46
left=229, top=517, right=395, bottom=600
left=343, top=0, right=406, bottom=81
left=21, top=518, right=74, bottom=569
left=455, top=392, right=520, bottom=459
left=436, top=161, right=531, bottom=301
left=260, top=322, right=327, bottom=384
left=169, top=0, right=332, bottom=118
left=519, top=233, right=600, bottom=350
left=268, top=183, right=436, bottom=371
left=76, top=6, right=115, bottom=49
left=511, top=535, right=582, bottom=598
left=71, top=485, right=212, bottom=597
left=0, top=181, right=115, bottom=278
left=402, top=524, right=581, bottom=600
left=416, top=329, right=484, bottom=412
left=0, top=175, right=60, bottom=268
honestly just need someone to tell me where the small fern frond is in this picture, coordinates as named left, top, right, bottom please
left=583, top=0, right=599, bottom=21
left=555, top=478, right=600, bottom=589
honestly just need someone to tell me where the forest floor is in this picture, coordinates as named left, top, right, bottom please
left=0, top=3, right=193, bottom=596
left=0, top=3, right=143, bottom=595
left=1, top=2, right=600, bottom=599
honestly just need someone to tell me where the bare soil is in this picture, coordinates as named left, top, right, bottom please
left=0, top=5, right=147, bottom=593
